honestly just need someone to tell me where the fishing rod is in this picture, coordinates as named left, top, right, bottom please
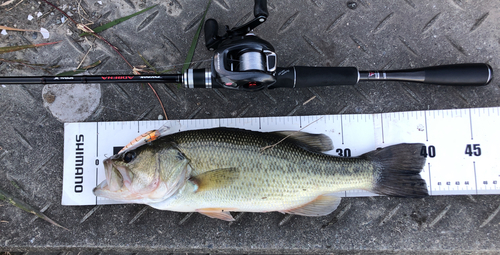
left=0, top=0, right=493, bottom=91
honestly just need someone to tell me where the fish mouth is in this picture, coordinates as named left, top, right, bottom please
left=93, top=157, right=163, bottom=202
left=93, top=158, right=134, bottom=200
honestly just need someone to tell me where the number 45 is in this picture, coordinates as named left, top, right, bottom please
left=465, top=144, right=481, bottom=156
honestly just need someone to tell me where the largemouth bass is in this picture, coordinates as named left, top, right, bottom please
left=93, top=128, right=428, bottom=221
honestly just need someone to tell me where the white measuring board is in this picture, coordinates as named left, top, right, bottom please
left=62, top=107, right=500, bottom=206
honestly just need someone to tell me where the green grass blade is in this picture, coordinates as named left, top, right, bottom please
left=137, top=52, right=174, bottom=74
left=138, top=51, right=158, bottom=73
left=158, top=69, right=174, bottom=74
left=80, top=5, right=157, bottom=36
left=182, top=0, right=212, bottom=73
left=0, top=187, right=69, bottom=230
left=0, top=41, right=60, bottom=54
left=56, top=60, right=102, bottom=76
left=0, top=58, right=46, bottom=66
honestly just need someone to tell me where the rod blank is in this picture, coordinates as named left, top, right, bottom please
left=0, top=74, right=182, bottom=84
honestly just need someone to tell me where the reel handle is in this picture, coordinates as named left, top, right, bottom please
left=204, top=0, right=269, bottom=51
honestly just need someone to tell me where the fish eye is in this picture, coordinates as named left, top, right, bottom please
left=123, top=151, right=136, bottom=163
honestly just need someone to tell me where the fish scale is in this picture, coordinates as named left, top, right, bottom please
left=156, top=128, right=378, bottom=212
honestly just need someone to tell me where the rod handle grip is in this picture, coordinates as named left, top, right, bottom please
left=421, top=63, right=492, bottom=86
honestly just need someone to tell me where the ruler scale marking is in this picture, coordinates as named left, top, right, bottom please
left=428, top=163, right=432, bottom=196
left=474, top=161, right=478, bottom=195
left=424, top=113, right=429, bottom=142
left=341, top=116, right=344, bottom=145
left=469, top=108, right=474, bottom=140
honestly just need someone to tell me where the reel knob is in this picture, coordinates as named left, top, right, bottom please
left=204, top=18, right=220, bottom=51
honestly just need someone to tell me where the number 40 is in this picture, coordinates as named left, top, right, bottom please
left=420, top=145, right=436, bottom=158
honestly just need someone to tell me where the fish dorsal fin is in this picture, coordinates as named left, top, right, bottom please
left=190, top=168, right=239, bottom=192
left=196, top=208, right=236, bottom=221
left=280, top=194, right=342, bottom=217
left=272, top=131, right=333, bottom=152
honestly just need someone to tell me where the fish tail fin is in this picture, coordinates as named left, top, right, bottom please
left=362, top=143, right=428, bottom=198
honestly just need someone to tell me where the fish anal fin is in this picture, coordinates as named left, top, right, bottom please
left=280, top=194, right=342, bottom=217
left=272, top=131, right=333, bottom=152
left=190, top=168, right=239, bottom=192
left=197, top=208, right=236, bottom=221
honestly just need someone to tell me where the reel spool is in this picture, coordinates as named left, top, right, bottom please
left=239, top=51, right=265, bottom=72
left=210, top=35, right=277, bottom=90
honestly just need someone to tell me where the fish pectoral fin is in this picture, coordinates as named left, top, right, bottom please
left=280, top=194, right=342, bottom=217
left=190, top=168, right=239, bottom=192
left=196, top=208, right=235, bottom=221
left=271, top=131, right=333, bottom=152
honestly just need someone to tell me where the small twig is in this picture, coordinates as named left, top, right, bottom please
left=147, top=83, right=168, bottom=120
left=76, top=45, right=93, bottom=69
left=78, top=24, right=133, bottom=68
left=58, top=17, right=69, bottom=28
left=133, top=66, right=168, bottom=120
left=261, top=117, right=324, bottom=151
left=77, top=0, right=91, bottom=20
left=0, top=0, right=15, bottom=7
left=0, top=25, right=39, bottom=32
left=77, top=0, right=95, bottom=46
left=133, top=65, right=156, bottom=74
left=303, top=96, right=316, bottom=105
left=6, top=0, right=24, bottom=11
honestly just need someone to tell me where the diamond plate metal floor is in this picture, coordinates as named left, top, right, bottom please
left=1, top=0, right=499, bottom=253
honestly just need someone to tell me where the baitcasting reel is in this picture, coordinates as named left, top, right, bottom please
left=202, top=0, right=277, bottom=90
